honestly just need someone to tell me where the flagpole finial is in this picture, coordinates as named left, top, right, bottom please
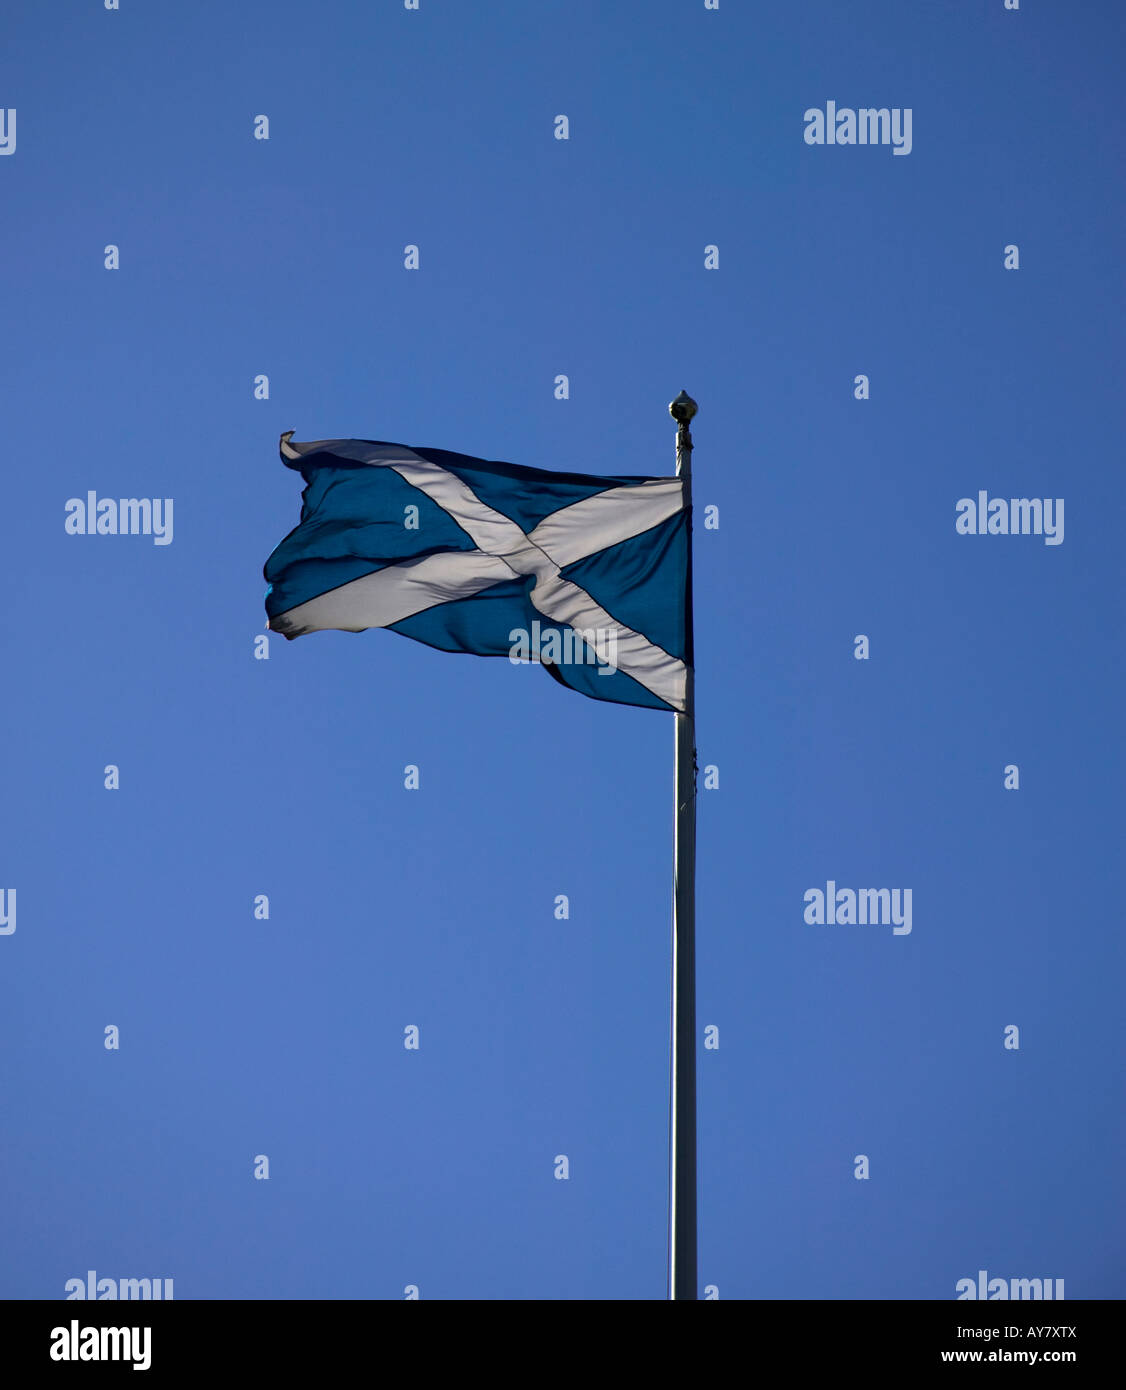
left=669, top=391, right=697, bottom=424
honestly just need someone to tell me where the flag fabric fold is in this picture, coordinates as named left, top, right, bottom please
left=264, top=433, right=691, bottom=712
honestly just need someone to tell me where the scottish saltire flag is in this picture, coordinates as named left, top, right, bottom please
left=264, top=433, right=690, bottom=711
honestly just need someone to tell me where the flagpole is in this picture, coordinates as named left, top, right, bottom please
left=668, top=390, right=698, bottom=1300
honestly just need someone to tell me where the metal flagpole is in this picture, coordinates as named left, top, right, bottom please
left=668, top=390, right=698, bottom=1300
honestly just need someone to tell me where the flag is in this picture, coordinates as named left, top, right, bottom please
left=264, top=433, right=691, bottom=711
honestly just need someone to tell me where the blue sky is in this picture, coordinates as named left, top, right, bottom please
left=1, top=0, right=1123, bottom=1300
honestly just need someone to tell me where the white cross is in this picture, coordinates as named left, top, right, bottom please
left=271, top=436, right=687, bottom=710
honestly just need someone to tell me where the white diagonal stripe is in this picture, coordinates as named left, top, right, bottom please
left=388, top=456, right=536, bottom=560
left=268, top=550, right=515, bottom=638
left=526, top=480, right=683, bottom=566
left=527, top=573, right=687, bottom=710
